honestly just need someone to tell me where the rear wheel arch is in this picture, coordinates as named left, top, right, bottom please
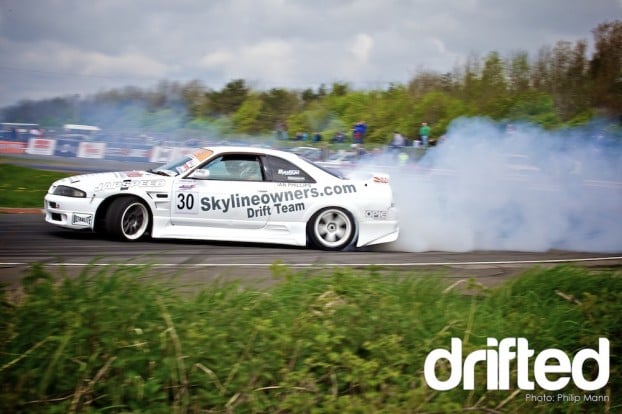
left=306, top=206, right=357, bottom=251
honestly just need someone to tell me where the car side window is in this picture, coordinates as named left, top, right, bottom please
left=201, top=154, right=264, bottom=181
left=264, top=155, right=315, bottom=183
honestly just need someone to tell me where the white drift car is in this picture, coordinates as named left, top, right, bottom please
left=44, top=146, right=399, bottom=250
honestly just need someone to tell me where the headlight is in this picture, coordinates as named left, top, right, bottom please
left=53, top=185, right=87, bottom=198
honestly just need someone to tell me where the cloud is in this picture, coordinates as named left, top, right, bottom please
left=350, top=33, right=374, bottom=63
left=26, top=42, right=168, bottom=78
left=78, top=52, right=169, bottom=78
left=199, top=50, right=234, bottom=68
left=198, top=39, right=294, bottom=85
left=430, top=38, right=448, bottom=54
left=0, top=0, right=620, bottom=106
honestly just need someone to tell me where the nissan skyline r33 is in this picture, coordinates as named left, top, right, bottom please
left=44, top=146, right=399, bottom=250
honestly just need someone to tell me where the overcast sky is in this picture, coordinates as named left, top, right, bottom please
left=0, top=0, right=620, bottom=108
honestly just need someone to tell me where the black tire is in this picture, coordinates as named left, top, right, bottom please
left=105, top=197, right=150, bottom=241
left=307, top=207, right=356, bottom=250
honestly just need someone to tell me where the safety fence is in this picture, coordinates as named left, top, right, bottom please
left=0, top=138, right=195, bottom=163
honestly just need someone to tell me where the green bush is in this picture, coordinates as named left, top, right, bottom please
left=1, top=264, right=620, bottom=413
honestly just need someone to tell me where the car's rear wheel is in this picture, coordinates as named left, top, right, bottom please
left=307, top=207, right=355, bottom=250
left=106, top=197, right=150, bottom=241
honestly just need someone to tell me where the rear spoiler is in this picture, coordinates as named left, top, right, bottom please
left=347, top=171, right=391, bottom=184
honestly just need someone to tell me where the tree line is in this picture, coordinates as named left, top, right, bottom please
left=2, top=20, right=620, bottom=144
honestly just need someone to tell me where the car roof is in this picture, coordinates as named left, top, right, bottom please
left=203, top=145, right=303, bottom=160
left=202, top=145, right=340, bottom=178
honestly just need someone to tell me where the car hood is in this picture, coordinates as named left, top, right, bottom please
left=52, top=170, right=170, bottom=193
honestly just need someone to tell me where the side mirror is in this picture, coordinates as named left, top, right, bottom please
left=189, top=169, right=210, bottom=179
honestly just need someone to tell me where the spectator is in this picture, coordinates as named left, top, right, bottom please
left=331, top=131, right=345, bottom=143
left=391, top=131, right=405, bottom=148
left=351, top=143, right=366, bottom=159
left=30, top=127, right=43, bottom=137
left=352, top=120, right=367, bottom=144
left=419, top=122, right=431, bottom=147
left=320, top=143, right=329, bottom=161
left=312, top=132, right=323, bottom=142
left=275, top=120, right=288, bottom=140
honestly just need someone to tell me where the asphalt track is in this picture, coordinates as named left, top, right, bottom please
left=2, top=213, right=621, bottom=290
left=2, top=154, right=621, bottom=289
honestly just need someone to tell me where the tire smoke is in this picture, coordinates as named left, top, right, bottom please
left=386, top=118, right=622, bottom=253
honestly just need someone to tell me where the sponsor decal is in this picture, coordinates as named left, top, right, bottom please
left=275, top=169, right=307, bottom=182
left=34, top=139, right=50, bottom=149
left=0, top=140, right=26, bottom=154
left=94, top=179, right=165, bottom=192
left=26, top=138, right=56, bottom=155
left=77, top=142, right=106, bottom=159
left=247, top=202, right=305, bottom=218
left=105, top=146, right=152, bottom=161
left=373, top=176, right=390, bottom=184
left=124, top=171, right=144, bottom=178
left=277, top=169, right=300, bottom=176
left=424, top=337, right=610, bottom=392
left=192, top=148, right=213, bottom=162
left=177, top=183, right=196, bottom=191
left=276, top=182, right=311, bottom=188
left=286, top=175, right=306, bottom=182
left=174, top=184, right=358, bottom=218
left=365, top=210, right=388, bottom=220
left=174, top=148, right=214, bottom=174
left=72, top=213, right=93, bottom=226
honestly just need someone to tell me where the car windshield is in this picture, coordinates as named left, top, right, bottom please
left=151, top=148, right=214, bottom=176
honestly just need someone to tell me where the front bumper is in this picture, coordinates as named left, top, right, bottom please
left=44, top=194, right=96, bottom=230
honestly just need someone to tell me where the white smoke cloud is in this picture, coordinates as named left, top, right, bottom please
left=198, top=39, right=295, bottom=84
left=350, top=33, right=374, bottom=63
left=385, top=118, right=622, bottom=253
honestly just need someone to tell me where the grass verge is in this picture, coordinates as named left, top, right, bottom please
left=1, top=264, right=620, bottom=413
left=0, top=163, right=72, bottom=208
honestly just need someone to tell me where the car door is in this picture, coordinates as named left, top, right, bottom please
left=260, top=154, right=318, bottom=223
left=170, top=153, right=270, bottom=229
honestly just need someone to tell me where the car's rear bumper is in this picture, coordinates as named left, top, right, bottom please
left=356, top=206, right=399, bottom=247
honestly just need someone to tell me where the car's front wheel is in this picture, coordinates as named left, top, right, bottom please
left=105, top=197, right=150, bottom=241
left=307, top=207, right=355, bottom=250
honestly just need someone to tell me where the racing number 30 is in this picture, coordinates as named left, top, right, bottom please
left=175, top=192, right=199, bottom=214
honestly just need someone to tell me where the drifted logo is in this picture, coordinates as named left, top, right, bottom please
left=424, top=337, right=609, bottom=391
